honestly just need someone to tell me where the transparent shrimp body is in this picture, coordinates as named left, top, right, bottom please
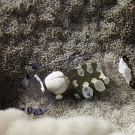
left=19, top=55, right=135, bottom=115
left=44, top=62, right=114, bottom=99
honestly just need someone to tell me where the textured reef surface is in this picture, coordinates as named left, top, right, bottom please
left=0, top=0, right=135, bottom=134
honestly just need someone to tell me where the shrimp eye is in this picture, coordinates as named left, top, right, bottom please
left=122, top=55, right=129, bottom=64
left=130, top=81, right=135, bottom=89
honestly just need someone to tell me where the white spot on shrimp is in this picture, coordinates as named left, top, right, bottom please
left=99, top=72, right=110, bottom=84
left=86, top=63, right=93, bottom=73
left=91, top=78, right=105, bottom=92
left=74, top=93, right=81, bottom=99
left=55, top=95, right=63, bottom=99
left=82, top=81, right=93, bottom=98
left=72, top=80, right=78, bottom=88
left=96, top=64, right=102, bottom=72
left=77, top=66, right=84, bottom=77
left=96, top=64, right=110, bottom=85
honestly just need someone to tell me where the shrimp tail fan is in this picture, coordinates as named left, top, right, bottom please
left=101, top=62, right=119, bottom=77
